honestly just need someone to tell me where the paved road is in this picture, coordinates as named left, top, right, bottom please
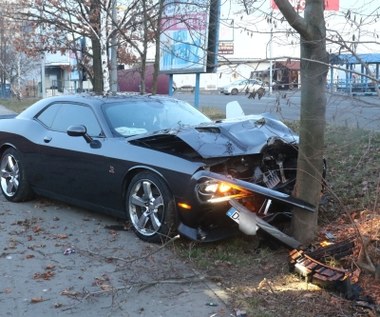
left=174, top=90, right=380, bottom=131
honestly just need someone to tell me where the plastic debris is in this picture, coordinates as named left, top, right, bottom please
left=63, top=247, right=76, bottom=255
left=235, top=309, right=247, bottom=317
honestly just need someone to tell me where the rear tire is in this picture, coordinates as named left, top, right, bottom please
left=126, top=171, right=177, bottom=243
left=0, top=148, right=34, bottom=202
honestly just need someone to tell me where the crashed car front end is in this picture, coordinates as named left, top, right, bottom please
left=130, top=111, right=310, bottom=243
left=166, top=114, right=303, bottom=241
left=180, top=139, right=301, bottom=241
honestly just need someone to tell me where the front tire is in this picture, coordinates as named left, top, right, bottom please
left=126, top=171, right=177, bottom=243
left=231, top=88, right=239, bottom=95
left=0, top=148, right=34, bottom=202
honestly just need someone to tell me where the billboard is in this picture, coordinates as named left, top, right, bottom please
left=271, top=0, right=339, bottom=11
left=160, top=0, right=219, bottom=74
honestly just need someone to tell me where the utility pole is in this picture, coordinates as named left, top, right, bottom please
left=269, top=10, right=273, bottom=95
left=41, top=53, right=46, bottom=98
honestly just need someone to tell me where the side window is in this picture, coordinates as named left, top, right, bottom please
left=36, top=103, right=102, bottom=137
left=36, top=103, right=60, bottom=128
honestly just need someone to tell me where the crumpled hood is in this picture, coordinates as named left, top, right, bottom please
left=130, top=114, right=299, bottom=159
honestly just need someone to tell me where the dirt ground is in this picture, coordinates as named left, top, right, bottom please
left=0, top=195, right=234, bottom=317
left=180, top=210, right=380, bottom=317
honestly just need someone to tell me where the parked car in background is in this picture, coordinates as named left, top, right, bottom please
left=221, top=78, right=266, bottom=95
left=0, top=94, right=301, bottom=243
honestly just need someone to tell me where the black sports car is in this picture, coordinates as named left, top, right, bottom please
left=0, top=94, right=302, bottom=243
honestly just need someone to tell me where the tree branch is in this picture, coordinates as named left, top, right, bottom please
left=273, top=0, right=309, bottom=39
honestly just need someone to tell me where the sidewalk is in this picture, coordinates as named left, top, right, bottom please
left=0, top=195, right=233, bottom=317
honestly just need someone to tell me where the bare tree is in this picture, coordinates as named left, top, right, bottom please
left=5, top=0, right=144, bottom=94
left=0, top=6, right=39, bottom=98
left=114, top=0, right=159, bottom=94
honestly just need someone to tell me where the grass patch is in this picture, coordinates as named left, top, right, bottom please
left=0, top=98, right=40, bottom=113
left=324, top=125, right=380, bottom=211
left=172, top=236, right=270, bottom=270
left=201, top=106, right=225, bottom=120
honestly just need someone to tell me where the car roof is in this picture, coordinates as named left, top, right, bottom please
left=18, top=94, right=180, bottom=118
left=42, top=93, right=176, bottom=103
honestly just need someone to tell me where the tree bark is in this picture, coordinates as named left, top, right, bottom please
left=91, top=36, right=103, bottom=94
left=152, top=0, right=164, bottom=95
left=274, top=0, right=328, bottom=244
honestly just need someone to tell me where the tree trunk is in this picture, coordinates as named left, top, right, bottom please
left=291, top=1, right=328, bottom=244
left=100, top=4, right=110, bottom=93
left=152, top=0, right=164, bottom=95
left=274, top=0, right=328, bottom=244
left=139, top=0, right=149, bottom=94
left=91, top=36, right=103, bottom=94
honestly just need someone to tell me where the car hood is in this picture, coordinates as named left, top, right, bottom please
left=129, top=113, right=298, bottom=159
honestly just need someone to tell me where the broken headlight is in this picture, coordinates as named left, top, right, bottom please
left=197, top=178, right=250, bottom=203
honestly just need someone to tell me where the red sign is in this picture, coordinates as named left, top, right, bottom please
left=271, top=0, right=339, bottom=11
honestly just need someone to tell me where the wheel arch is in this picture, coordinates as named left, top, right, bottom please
left=0, top=143, right=17, bottom=158
left=231, top=88, right=239, bottom=95
left=121, top=165, right=174, bottom=206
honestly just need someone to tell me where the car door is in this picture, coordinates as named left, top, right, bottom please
left=31, top=101, right=112, bottom=208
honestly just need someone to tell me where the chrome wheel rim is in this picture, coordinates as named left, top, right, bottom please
left=129, top=180, right=164, bottom=237
left=0, top=153, right=19, bottom=197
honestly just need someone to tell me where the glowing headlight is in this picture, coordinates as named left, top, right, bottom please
left=204, top=182, right=219, bottom=193
left=198, top=179, right=250, bottom=203
left=203, top=182, right=232, bottom=194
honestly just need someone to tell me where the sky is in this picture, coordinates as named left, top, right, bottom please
left=170, top=0, right=379, bottom=88
left=219, top=0, right=380, bottom=60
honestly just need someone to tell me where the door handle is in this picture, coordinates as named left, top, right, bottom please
left=43, top=136, right=52, bottom=143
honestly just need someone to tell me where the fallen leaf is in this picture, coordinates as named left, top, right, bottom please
left=53, top=234, right=68, bottom=239
left=32, top=226, right=42, bottom=233
left=100, top=284, right=112, bottom=291
left=60, top=289, right=80, bottom=297
left=45, top=264, right=55, bottom=270
left=31, top=297, right=46, bottom=303
left=3, top=288, right=12, bottom=294
left=33, top=271, right=55, bottom=280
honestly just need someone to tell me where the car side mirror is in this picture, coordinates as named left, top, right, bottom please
left=67, top=125, right=101, bottom=149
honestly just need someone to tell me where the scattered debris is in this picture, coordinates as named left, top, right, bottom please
left=30, top=297, right=48, bottom=304
left=63, top=247, right=76, bottom=255
left=33, top=265, right=56, bottom=281
left=289, top=249, right=350, bottom=286
left=33, top=271, right=55, bottom=280
left=60, top=288, right=81, bottom=298
left=235, top=309, right=248, bottom=317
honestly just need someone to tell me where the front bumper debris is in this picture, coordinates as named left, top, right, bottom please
left=229, top=199, right=302, bottom=249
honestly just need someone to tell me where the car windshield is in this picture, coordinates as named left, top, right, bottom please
left=231, top=80, right=246, bottom=85
left=103, top=98, right=212, bottom=137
